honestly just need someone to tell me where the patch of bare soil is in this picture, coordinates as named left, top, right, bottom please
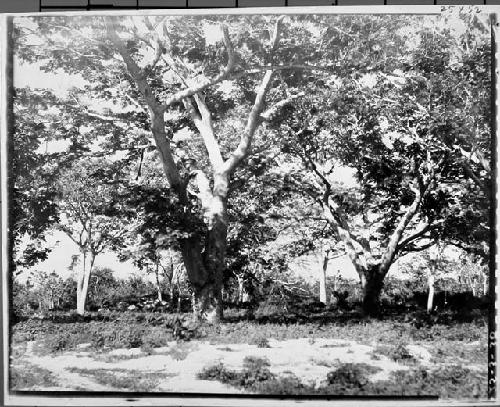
left=11, top=336, right=452, bottom=393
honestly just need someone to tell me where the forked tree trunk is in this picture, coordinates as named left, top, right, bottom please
left=76, top=251, right=95, bottom=315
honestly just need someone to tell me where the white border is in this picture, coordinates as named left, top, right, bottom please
left=2, top=5, right=500, bottom=406
left=1, top=11, right=11, bottom=407
left=4, top=5, right=443, bottom=16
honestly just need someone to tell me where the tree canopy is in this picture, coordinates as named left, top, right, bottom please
left=11, top=10, right=491, bottom=317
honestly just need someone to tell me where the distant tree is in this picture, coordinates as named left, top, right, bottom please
left=87, top=267, right=119, bottom=309
left=55, top=159, right=127, bottom=314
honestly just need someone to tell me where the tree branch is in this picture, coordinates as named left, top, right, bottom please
left=191, top=94, right=224, bottom=170
left=221, top=17, right=284, bottom=175
left=260, top=92, right=304, bottom=122
left=105, top=20, right=183, bottom=192
left=159, top=23, right=236, bottom=110
left=379, top=156, right=445, bottom=274
left=396, top=222, right=432, bottom=253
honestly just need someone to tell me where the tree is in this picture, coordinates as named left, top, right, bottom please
left=272, top=11, right=491, bottom=315
left=55, top=159, right=126, bottom=314
left=13, top=12, right=490, bottom=320
left=14, top=14, right=322, bottom=320
left=87, top=267, right=119, bottom=310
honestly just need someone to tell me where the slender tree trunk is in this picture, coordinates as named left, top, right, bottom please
left=169, top=281, right=175, bottom=309
left=427, top=272, right=435, bottom=313
left=471, top=278, right=477, bottom=297
left=237, top=275, right=244, bottom=304
left=319, top=252, right=329, bottom=305
left=483, top=273, right=488, bottom=296
left=76, top=251, right=95, bottom=315
left=154, top=263, right=163, bottom=302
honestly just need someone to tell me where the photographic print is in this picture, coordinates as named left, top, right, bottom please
left=2, top=6, right=494, bottom=402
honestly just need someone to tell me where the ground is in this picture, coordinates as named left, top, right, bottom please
left=9, top=310, right=487, bottom=398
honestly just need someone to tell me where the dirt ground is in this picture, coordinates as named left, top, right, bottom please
left=10, top=336, right=483, bottom=393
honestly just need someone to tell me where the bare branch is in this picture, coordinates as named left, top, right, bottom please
left=400, top=241, right=434, bottom=255
left=396, top=222, right=432, bottom=252
left=260, top=92, right=304, bottom=122
left=183, top=92, right=224, bottom=171
left=379, top=156, right=445, bottom=273
left=221, top=16, right=284, bottom=175
left=229, top=64, right=340, bottom=80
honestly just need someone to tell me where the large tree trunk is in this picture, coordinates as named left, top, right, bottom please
left=180, top=183, right=228, bottom=323
left=76, top=251, right=94, bottom=315
left=360, top=265, right=386, bottom=317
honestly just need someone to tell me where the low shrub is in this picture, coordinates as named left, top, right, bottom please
left=197, top=362, right=237, bottom=383
left=325, top=363, right=374, bottom=389
left=198, top=356, right=275, bottom=390
left=249, top=335, right=270, bottom=348
left=374, top=343, right=416, bottom=364
left=10, top=363, right=59, bottom=390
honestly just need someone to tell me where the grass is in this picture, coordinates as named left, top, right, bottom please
left=11, top=312, right=201, bottom=355
left=91, top=352, right=146, bottom=363
left=67, top=367, right=175, bottom=392
left=10, top=362, right=59, bottom=390
left=201, top=317, right=486, bottom=346
left=430, top=340, right=486, bottom=367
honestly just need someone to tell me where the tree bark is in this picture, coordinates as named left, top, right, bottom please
left=76, top=251, right=95, bottom=315
left=236, top=275, right=244, bottom=303
left=154, top=263, right=163, bottom=302
left=180, top=175, right=228, bottom=323
left=360, top=265, right=385, bottom=317
left=427, top=273, right=435, bottom=313
left=319, top=251, right=329, bottom=305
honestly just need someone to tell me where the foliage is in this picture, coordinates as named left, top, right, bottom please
left=55, top=159, right=128, bottom=257
left=9, top=362, right=59, bottom=390
left=10, top=11, right=492, bottom=318
left=197, top=356, right=275, bottom=390
left=373, top=342, right=417, bottom=365
left=10, top=88, right=61, bottom=274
